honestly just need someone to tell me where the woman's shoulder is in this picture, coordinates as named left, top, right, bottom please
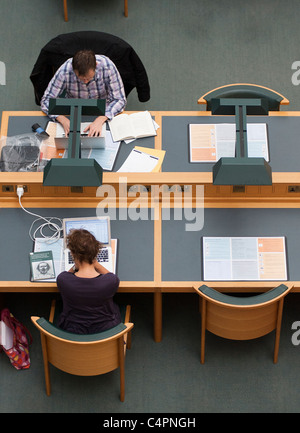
left=57, top=271, right=73, bottom=281
left=101, top=272, right=120, bottom=285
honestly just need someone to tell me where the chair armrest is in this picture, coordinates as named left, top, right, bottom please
left=195, top=284, right=292, bottom=306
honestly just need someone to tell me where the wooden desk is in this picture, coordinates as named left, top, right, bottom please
left=2, top=110, right=300, bottom=208
left=1, top=110, right=300, bottom=343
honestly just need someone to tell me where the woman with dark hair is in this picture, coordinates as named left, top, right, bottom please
left=56, top=228, right=121, bottom=334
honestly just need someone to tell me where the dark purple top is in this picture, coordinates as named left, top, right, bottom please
left=56, top=271, right=121, bottom=334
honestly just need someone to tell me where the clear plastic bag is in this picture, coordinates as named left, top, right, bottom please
left=0, top=133, right=42, bottom=172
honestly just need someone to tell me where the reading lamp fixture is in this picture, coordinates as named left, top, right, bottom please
left=211, top=98, right=272, bottom=186
left=43, top=98, right=106, bottom=187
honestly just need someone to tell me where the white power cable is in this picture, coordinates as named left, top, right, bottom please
left=17, top=187, right=63, bottom=242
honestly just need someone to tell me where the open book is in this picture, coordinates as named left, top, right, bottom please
left=203, top=236, right=287, bottom=281
left=109, top=111, right=157, bottom=142
left=189, top=123, right=269, bottom=162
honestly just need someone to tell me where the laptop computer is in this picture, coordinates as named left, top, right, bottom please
left=63, top=216, right=117, bottom=273
left=55, top=122, right=106, bottom=149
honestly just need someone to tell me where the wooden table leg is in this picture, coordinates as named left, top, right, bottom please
left=63, top=0, right=68, bottom=21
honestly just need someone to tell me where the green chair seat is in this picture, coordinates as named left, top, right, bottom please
left=198, top=284, right=289, bottom=306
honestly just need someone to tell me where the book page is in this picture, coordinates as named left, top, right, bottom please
left=109, top=114, right=135, bottom=141
left=189, top=124, right=217, bottom=162
left=109, top=111, right=157, bottom=141
left=203, top=236, right=287, bottom=281
left=246, top=124, right=269, bottom=161
left=257, top=237, right=287, bottom=279
left=130, top=111, right=157, bottom=138
left=189, top=124, right=235, bottom=162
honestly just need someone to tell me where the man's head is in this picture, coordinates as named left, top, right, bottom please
left=72, top=50, right=96, bottom=83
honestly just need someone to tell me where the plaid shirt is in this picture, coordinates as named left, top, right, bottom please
left=41, top=55, right=126, bottom=120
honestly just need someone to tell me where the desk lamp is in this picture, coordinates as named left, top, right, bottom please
left=43, top=98, right=105, bottom=186
left=211, top=98, right=272, bottom=185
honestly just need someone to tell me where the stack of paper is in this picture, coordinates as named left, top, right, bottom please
left=117, top=146, right=165, bottom=172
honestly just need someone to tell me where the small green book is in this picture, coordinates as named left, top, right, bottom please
left=29, top=250, right=55, bottom=281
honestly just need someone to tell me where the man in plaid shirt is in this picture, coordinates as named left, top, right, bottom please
left=41, top=50, right=126, bottom=136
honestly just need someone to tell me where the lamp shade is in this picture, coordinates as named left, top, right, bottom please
left=213, top=157, right=272, bottom=185
left=43, top=158, right=103, bottom=186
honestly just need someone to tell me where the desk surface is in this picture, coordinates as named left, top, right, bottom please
left=161, top=114, right=300, bottom=172
left=0, top=208, right=154, bottom=282
left=162, top=208, right=300, bottom=282
left=3, top=111, right=300, bottom=173
left=2, top=113, right=155, bottom=173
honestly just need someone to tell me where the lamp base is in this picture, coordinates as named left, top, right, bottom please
left=213, top=157, right=272, bottom=185
left=43, top=158, right=103, bottom=187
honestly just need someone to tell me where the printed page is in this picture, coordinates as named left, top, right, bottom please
left=89, top=130, right=121, bottom=171
left=203, top=237, right=231, bottom=280
left=130, top=111, right=157, bottom=138
left=257, top=237, right=287, bottom=280
left=189, top=124, right=217, bottom=162
left=215, top=124, right=236, bottom=158
left=109, top=114, right=134, bottom=141
left=117, top=148, right=159, bottom=172
left=203, top=236, right=287, bottom=281
left=246, top=123, right=269, bottom=161
left=189, top=123, right=269, bottom=162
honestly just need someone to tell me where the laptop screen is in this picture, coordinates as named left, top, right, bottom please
left=64, top=218, right=110, bottom=245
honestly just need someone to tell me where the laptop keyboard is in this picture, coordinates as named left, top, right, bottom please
left=67, top=248, right=109, bottom=264
left=97, top=248, right=109, bottom=262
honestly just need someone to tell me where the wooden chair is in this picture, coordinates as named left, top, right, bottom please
left=31, top=301, right=133, bottom=401
left=198, top=83, right=289, bottom=111
left=63, top=0, right=128, bottom=21
left=194, top=284, right=293, bottom=364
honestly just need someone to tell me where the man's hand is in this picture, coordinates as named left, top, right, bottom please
left=84, top=116, right=108, bottom=137
left=57, top=115, right=70, bottom=136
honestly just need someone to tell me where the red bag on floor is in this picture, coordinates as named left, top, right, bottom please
left=0, top=309, right=32, bottom=370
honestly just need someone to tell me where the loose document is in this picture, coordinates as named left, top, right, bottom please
left=203, top=236, right=287, bottom=281
left=189, top=123, right=269, bottom=162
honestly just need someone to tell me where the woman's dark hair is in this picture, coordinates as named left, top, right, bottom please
left=66, top=229, right=102, bottom=264
left=72, top=50, right=96, bottom=76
